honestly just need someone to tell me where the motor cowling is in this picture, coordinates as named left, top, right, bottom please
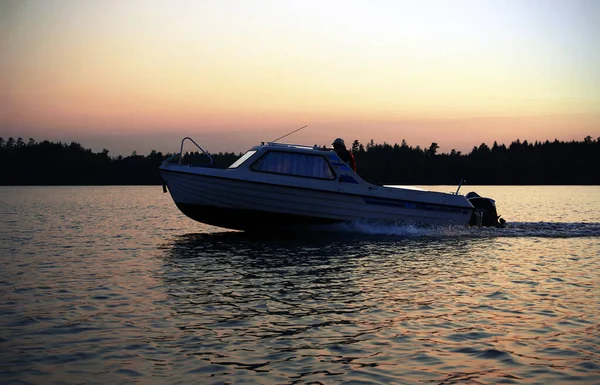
left=467, top=192, right=506, bottom=228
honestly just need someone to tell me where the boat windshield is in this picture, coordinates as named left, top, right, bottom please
left=228, top=150, right=257, bottom=168
left=250, top=151, right=336, bottom=180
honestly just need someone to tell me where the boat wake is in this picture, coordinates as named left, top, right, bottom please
left=319, top=221, right=600, bottom=238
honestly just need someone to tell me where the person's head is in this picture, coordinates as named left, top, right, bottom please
left=332, top=138, right=346, bottom=152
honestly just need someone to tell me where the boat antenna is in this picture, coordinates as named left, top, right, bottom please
left=271, top=125, right=307, bottom=143
left=455, top=177, right=465, bottom=195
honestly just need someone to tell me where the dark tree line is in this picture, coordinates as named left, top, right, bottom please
left=351, top=136, right=600, bottom=185
left=0, top=137, right=237, bottom=185
left=1, top=136, right=599, bottom=185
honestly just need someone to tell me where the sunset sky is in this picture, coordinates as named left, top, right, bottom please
left=1, top=0, right=599, bottom=156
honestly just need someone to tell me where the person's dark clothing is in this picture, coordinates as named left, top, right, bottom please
left=336, top=148, right=356, bottom=172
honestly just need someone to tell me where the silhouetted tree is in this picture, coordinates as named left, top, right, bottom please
left=366, top=139, right=375, bottom=151
left=427, top=142, right=439, bottom=156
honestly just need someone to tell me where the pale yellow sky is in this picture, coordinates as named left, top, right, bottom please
left=1, top=0, right=599, bottom=155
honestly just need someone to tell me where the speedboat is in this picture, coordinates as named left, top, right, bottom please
left=159, top=137, right=503, bottom=231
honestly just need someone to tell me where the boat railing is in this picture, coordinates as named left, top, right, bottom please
left=265, top=142, right=325, bottom=150
left=162, top=137, right=213, bottom=165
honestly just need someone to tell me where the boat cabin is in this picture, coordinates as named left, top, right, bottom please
left=228, top=142, right=360, bottom=184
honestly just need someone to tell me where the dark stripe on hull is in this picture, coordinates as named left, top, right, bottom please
left=363, top=197, right=471, bottom=215
left=176, top=203, right=342, bottom=231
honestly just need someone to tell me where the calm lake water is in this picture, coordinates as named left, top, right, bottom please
left=1, top=185, right=599, bottom=384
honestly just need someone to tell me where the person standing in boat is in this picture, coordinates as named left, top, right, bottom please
left=332, top=138, right=357, bottom=172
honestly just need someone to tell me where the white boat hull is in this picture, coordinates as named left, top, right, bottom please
left=160, top=168, right=473, bottom=231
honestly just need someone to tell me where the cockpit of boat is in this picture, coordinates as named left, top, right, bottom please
left=230, top=143, right=340, bottom=180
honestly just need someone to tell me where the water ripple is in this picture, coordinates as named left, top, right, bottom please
left=0, top=186, right=599, bottom=384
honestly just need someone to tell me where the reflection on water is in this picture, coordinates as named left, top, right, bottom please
left=1, top=186, right=599, bottom=384
left=159, top=232, right=600, bottom=384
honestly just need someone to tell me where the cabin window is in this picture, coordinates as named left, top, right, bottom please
left=251, top=151, right=336, bottom=180
left=228, top=150, right=257, bottom=169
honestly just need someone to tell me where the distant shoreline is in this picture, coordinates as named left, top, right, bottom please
left=1, top=136, right=599, bottom=185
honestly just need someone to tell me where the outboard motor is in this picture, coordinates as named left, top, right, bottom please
left=467, top=192, right=506, bottom=228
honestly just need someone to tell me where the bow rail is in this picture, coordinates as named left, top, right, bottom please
left=162, top=137, right=213, bottom=165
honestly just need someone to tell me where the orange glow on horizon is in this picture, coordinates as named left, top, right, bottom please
left=1, top=0, right=598, bottom=155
